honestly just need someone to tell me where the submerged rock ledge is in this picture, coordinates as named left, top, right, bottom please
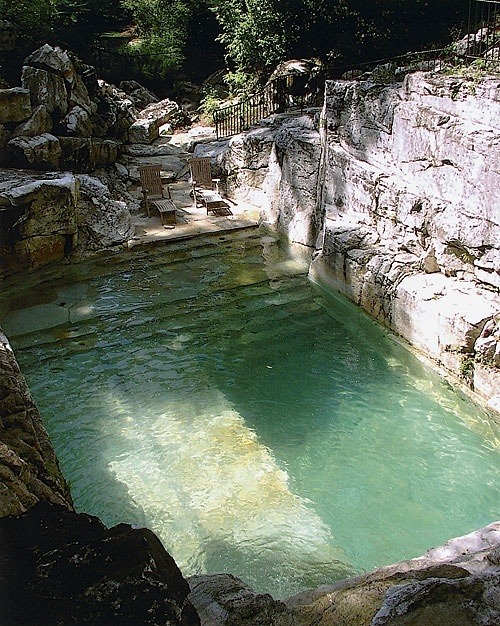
left=1, top=54, right=499, bottom=623
left=204, top=72, right=500, bottom=415
left=1, top=328, right=499, bottom=625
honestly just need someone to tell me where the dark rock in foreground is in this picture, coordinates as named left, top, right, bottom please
left=0, top=500, right=200, bottom=626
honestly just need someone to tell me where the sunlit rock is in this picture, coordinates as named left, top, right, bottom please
left=223, top=71, right=499, bottom=409
left=73, top=174, right=134, bottom=255
left=128, top=98, right=181, bottom=144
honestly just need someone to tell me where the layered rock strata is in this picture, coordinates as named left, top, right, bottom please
left=0, top=330, right=72, bottom=516
left=213, top=71, right=500, bottom=413
left=0, top=44, right=180, bottom=172
left=0, top=169, right=136, bottom=275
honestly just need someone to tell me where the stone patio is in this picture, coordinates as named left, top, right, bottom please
left=124, top=127, right=261, bottom=247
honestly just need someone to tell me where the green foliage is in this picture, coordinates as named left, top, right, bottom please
left=209, top=0, right=470, bottom=76
left=0, top=0, right=53, bottom=42
left=446, top=58, right=500, bottom=82
left=208, top=0, right=346, bottom=74
left=0, top=0, right=129, bottom=46
left=460, top=355, right=475, bottom=386
left=121, top=0, right=192, bottom=76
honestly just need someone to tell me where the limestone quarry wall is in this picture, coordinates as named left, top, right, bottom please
left=215, top=71, right=500, bottom=414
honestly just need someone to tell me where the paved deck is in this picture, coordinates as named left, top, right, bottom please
left=126, top=131, right=262, bottom=248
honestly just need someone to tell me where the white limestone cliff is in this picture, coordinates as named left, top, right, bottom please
left=217, top=71, right=500, bottom=414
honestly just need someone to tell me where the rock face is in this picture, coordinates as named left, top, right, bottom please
left=0, top=169, right=79, bottom=274
left=312, top=72, right=500, bottom=412
left=0, top=500, right=200, bottom=626
left=0, top=168, right=135, bottom=275
left=0, top=44, right=181, bottom=173
left=219, top=71, right=500, bottom=413
left=0, top=331, right=72, bottom=516
left=188, top=523, right=500, bottom=626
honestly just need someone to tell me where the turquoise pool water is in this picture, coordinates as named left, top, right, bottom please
left=1, top=229, right=499, bottom=599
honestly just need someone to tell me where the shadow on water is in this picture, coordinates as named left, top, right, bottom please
left=3, top=231, right=499, bottom=598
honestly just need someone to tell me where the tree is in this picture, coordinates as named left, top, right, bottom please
left=121, top=0, right=195, bottom=78
left=205, top=0, right=472, bottom=97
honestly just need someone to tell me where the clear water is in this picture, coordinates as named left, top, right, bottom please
left=1, top=230, right=499, bottom=599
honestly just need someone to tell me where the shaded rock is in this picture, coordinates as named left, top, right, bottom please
left=92, top=79, right=138, bottom=140
left=59, top=137, right=120, bottom=172
left=21, top=65, right=69, bottom=117
left=119, top=79, right=159, bottom=110
left=0, top=500, right=200, bottom=626
left=271, top=115, right=322, bottom=246
left=189, top=573, right=292, bottom=626
left=13, top=105, right=53, bottom=137
left=61, top=105, right=94, bottom=137
left=7, top=133, right=61, bottom=170
left=0, top=331, right=72, bottom=516
left=0, top=123, right=11, bottom=166
left=0, top=87, right=32, bottom=124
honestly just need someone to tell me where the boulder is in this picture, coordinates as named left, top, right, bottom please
left=119, top=79, right=159, bottom=110
left=21, top=44, right=94, bottom=115
left=7, top=133, right=62, bottom=170
left=21, top=66, right=69, bottom=117
left=0, top=500, right=200, bottom=626
left=13, top=105, right=53, bottom=137
left=62, top=105, right=93, bottom=137
left=92, top=80, right=138, bottom=140
left=128, top=98, right=180, bottom=144
left=0, top=88, right=32, bottom=124
left=23, top=44, right=75, bottom=80
left=0, top=169, right=78, bottom=274
left=188, top=573, right=292, bottom=626
left=74, top=174, right=134, bottom=255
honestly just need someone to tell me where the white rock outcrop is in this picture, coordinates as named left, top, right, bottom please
left=220, top=71, right=500, bottom=412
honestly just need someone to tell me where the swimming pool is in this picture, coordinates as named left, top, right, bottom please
left=2, top=229, right=499, bottom=598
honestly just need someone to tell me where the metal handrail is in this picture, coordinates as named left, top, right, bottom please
left=213, top=50, right=454, bottom=139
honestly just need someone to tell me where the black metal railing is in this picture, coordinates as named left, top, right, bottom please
left=213, top=49, right=451, bottom=139
left=213, top=77, right=283, bottom=139
left=466, top=0, right=500, bottom=61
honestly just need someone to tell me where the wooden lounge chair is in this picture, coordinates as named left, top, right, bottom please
left=188, top=157, right=232, bottom=216
left=138, top=164, right=178, bottom=225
